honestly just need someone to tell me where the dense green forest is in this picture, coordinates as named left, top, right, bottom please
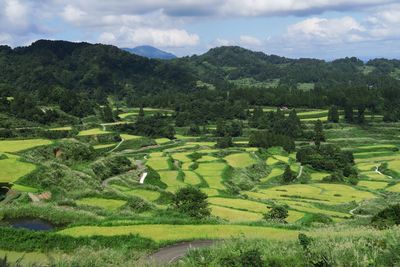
left=1, top=40, right=400, bottom=124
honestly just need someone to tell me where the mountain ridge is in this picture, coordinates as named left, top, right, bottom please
left=122, top=45, right=177, bottom=60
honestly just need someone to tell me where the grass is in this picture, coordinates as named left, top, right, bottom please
left=280, top=200, right=350, bottom=218
left=78, top=128, right=110, bottom=136
left=197, top=155, right=219, bottom=162
left=202, top=176, right=226, bottom=190
left=183, top=171, right=202, bottom=185
left=224, top=153, right=256, bottom=168
left=11, top=184, right=39, bottom=193
left=58, top=224, right=299, bottom=242
left=123, top=189, right=161, bottom=202
left=0, top=154, right=36, bottom=183
left=272, top=155, right=290, bottom=163
left=0, top=250, right=49, bottom=266
left=266, top=157, right=279, bottom=165
left=75, top=197, right=127, bottom=211
left=118, top=112, right=138, bottom=119
left=0, top=139, right=52, bottom=153
left=195, top=162, right=226, bottom=177
left=50, top=126, right=72, bottom=131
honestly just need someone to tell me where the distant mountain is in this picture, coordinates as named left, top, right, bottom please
left=123, top=46, right=177, bottom=60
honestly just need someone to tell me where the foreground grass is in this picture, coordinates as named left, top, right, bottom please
left=58, top=224, right=299, bottom=242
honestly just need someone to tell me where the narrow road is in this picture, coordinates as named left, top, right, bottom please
left=139, top=172, right=148, bottom=184
left=349, top=201, right=372, bottom=218
left=147, top=240, right=216, bottom=265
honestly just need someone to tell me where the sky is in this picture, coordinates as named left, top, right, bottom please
left=0, top=0, right=400, bottom=59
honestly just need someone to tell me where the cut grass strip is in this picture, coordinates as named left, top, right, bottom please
left=78, top=128, right=110, bottom=136
left=210, top=205, right=262, bottom=222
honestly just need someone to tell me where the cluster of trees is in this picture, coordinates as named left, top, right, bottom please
left=249, top=108, right=302, bottom=138
left=296, top=145, right=356, bottom=177
left=249, top=131, right=295, bottom=152
left=118, top=113, right=175, bottom=139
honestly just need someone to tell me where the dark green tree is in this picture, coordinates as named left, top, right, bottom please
left=313, top=120, right=325, bottom=148
left=282, top=165, right=295, bottom=184
left=344, top=104, right=354, bottom=123
left=173, top=186, right=210, bottom=218
left=328, top=105, right=339, bottom=123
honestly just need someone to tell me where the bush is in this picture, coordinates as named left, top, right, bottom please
left=371, top=204, right=400, bottom=228
left=264, top=205, right=288, bottom=223
left=91, top=155, right=132, bottom=181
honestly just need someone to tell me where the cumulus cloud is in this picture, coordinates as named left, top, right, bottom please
left=99, top=27, right=199, bottom=48
left=286, top=17, right=366, bottom=44
left=239, top=35, right=262, bottom=46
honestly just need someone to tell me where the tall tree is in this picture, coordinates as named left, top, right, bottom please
left=328, top=105, right=339, bottom=123
left=344, top=104, right=354, bottom=123
left=314, top=119, right=325, bottom=148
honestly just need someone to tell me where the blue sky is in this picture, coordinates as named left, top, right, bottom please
left=0, top=0, right=399, bottom=59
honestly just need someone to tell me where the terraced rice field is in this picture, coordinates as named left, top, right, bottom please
left=0, top=250, right=49, bottom=266
left=197, top=155, right=219, bottom=162
left=0, top=154, right=36, bottom=183
left=357, top=180, right=388, bottom=190
left=0, top=139, right=52, bottom=152
left=93, top=143, right=116, bottom=150
left=155, top=138, right=171, bottom=145
left=246, top=184, right=375, bottom=204
left=310, top=172, right=330, bottom=181
left=78, top=128, right=110, bottom=136
left=146, top=156, right=170, bottom=171
left=224, top=153, right=256, bottom=168
left=195, top=162, right=227, bottom=190
left=279, top=200, right=350, bottom=218
left=59, top=224, right=299, bottom=242
left=386, top=183, right=400, bottom=192
left=123, top=189, right=161, bottom=201
left=158, top=171, right=185, bottom=191
left=120, top=134, right=142, bottom=140
left=183, top=171, right=202, bottom=185
left=76, top=197, right=127, bottom=211
left=210, top=205, right=262, bottom=222
left=260, top=167, right=284, bottom=183
left=171, top=152, right=192, bottom=163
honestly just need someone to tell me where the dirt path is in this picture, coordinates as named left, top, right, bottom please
left=296, top=165, right=303, bottom=179
left=108, top=138, right=125, bottom=153
left=349, top=201, right=372, bottom=218
left=147, top=240, right=216, bottom=265
left=375, top=166, right=392, bottom=179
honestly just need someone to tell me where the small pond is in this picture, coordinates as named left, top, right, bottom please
left=7, top=218, right=55, bottom=231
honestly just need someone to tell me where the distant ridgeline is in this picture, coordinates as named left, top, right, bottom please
left=1, top=40, right=400, bottom=122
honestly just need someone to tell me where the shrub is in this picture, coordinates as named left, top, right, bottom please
left=264, top=205, right=288, bottom=223
left=371, top=204, right=400, bottom=228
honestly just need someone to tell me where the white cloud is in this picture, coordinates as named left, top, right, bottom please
left=62, top=5, right=87, bottom=24
left=286, top=17, right=366, bottom=44
left=239, top=35, right=262, bottom=46
left=99, top=27, right=199, bottom=48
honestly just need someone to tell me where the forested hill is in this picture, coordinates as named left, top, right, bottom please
left=1, top=40, right=400, bottom=122
left=179, top=46, right=400, bottom=89
left=0, top=40, right=195, bottom=99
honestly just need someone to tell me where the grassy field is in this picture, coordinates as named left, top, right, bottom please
left=260, top=167, right=284, bottom=183
left=0, top=154, right=36, bottom=183
left=357, top=180, right=388, bottom=190
left=224, top=153, right=256, bottom=168
left=387, top=183, right=400, bottom=192
left=76, top=197, right=127, bottom=211
left=59, top=224, right=299, bottom=242
left=210, top=205, right=262, bottom=222
left=0, top=139, right=52, bottom=152
left=183, top=171, right=202, bottom=185
left=158, top=171, right=185, bottom=191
